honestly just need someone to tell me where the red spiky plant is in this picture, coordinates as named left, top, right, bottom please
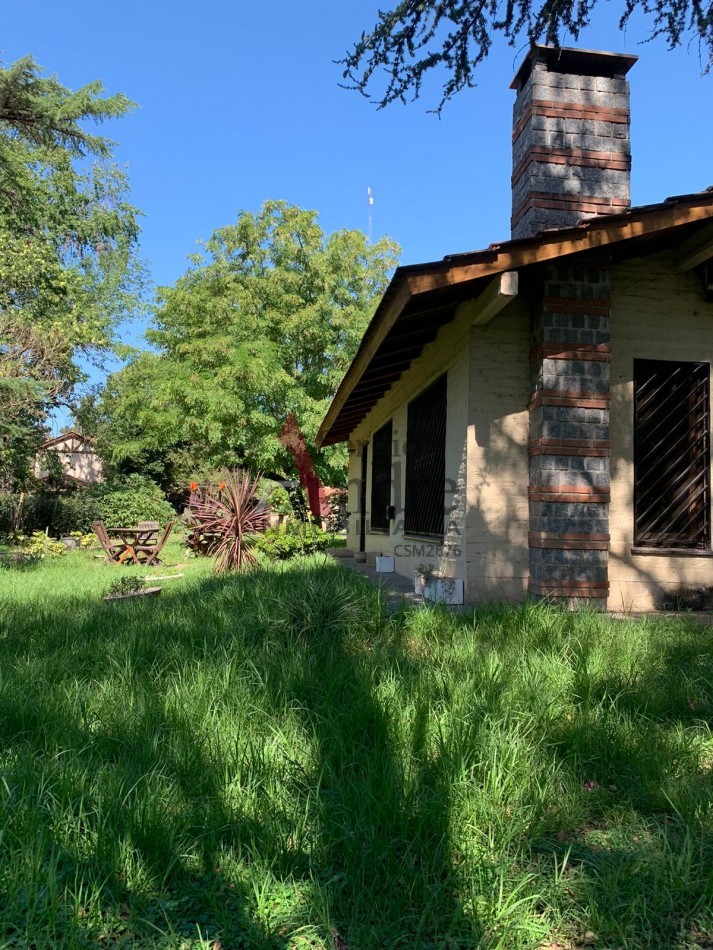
left=186, top=471, right=271, bottom=572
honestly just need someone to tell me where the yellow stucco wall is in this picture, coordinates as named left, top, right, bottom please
left=344, top=249, right=713, bottom=610
left=467, top=300, right=531, bottom=601
left=609, top=251, right=713, bottom=611
left=347, top=304, right=471, bottom=590
left=344, top=294, right=531, bottom=602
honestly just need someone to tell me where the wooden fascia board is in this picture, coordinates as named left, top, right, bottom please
left=408, top=202, right=713, bottom=295
left=316, top=281, right=412, bottom=447
left=40, top=430, right=89, bottom=450
left=674, top=220, right=713, bottom=271
left=317, top=200, right=713, bottom=446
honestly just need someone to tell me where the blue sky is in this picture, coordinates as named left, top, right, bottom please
left=2, top=1, right=711, bottom=429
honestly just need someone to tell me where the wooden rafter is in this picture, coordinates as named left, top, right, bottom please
left=674, top=220, right=713, bottom=271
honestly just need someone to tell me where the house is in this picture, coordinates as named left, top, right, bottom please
left=35, top=431, right=103, bottom=488
left=316, top=45, right=713, bottom=611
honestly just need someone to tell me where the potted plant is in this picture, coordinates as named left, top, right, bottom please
left=103, top=576, right=162, bottom=601
left=414, top=564, right=464, bottom=604
left=414, top=563, right=435, bottom=596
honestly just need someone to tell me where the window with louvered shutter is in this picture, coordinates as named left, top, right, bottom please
left=404, top=374, right=447, bottom=537
left=370, top=421, right=392, bottom=531
left=634, top=359, right=710, bottom=548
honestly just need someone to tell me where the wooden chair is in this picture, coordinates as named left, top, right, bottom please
left=136, top=521, right=174, bottom=566
left=93, top=521, right=125, bottom=564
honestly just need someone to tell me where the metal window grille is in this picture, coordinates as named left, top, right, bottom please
left=370, top=421, right=392, bottom=531
left=634, top=359, right=710, bottom=548
left=404, top=374, right=447, bottom=537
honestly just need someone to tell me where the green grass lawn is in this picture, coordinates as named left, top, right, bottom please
left=1, top=550, right=712, bottom=948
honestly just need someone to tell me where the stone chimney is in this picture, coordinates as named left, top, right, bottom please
left=511, top=45, right=637, bottom=240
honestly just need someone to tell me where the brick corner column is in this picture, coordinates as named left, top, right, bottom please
left=528, top=257, right=611, bottom=608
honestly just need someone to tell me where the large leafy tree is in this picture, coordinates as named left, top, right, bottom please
left=0, top=56, right=143, bottom=487
left=93, top=201, right=399, bottom=489
left=342, top=0, right=713, bottom=111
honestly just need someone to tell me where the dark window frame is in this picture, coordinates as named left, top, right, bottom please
left=404, top=374, right=448, bottom=539
left=634, top=358, right=711, bottom=550
left=370, top=420, right=393, bottom=532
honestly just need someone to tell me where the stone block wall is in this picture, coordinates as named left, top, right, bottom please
left=511, top=48, right=634, bottom=239
left=528, top=257, right=612, bottom=605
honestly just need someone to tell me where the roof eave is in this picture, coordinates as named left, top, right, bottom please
left=317, top=191, right=713, bottom=448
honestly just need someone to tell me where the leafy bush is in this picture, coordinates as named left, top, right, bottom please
left=50, top=494, right=101, bottom=535
left=325, top=487, right=348, bottom=532
left=68, top=530, right=99, bottom=548
left=253, top=521, right=332, bottom=560
left=15, top=531, right=66, bottom=560
left=0, top=477, right=174, bottom=538
left=0, top=494, right=61, bottom=536
left=265, top=485, right=292, bottom=516
left=54, top=475, right=175, bottom=535
left=0, top=495, right=24, bottom=535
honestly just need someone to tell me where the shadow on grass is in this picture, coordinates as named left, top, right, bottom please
left=4, top=564, right=713, bottom=947
left=0, top=556, right=42, bottom=571
left=0, top=559, right=472, bottom=947
left=443, top=603, right=713, bottom=947
left=0, top=583, right=285, bottom=946
left=261, top=569, right=468, bottom=944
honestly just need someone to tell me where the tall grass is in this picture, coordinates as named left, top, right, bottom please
left=0, top=551, right=712, bottom=947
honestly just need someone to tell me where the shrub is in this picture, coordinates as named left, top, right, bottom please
left=54, top=475, right=175, bottom=535
left=1, top=477, right=175, bottom=538
left=253, top=521, right=332, bottom=560
left=51, top=493, right=102, bottom=535
left=0, top=495, right=20, bottom=535
left=186, top=470, right=271, bottom=572
left=15, top=531, right=66, bottom=560
left=0, top=494, right=61, bottom=536
left=325, top=487, right=348, bottom=532
left=265, top=485, right=292, bottom=516
left=69, top=530, right=98, bottom=548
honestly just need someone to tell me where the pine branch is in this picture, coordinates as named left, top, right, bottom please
left=340, top=0, right=713, bottom=112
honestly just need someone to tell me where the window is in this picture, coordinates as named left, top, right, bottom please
left=370, top=420, right=392, bottom=531
left=634, top=359, right=710, bottom=548
left=404, top=374, right=447, bottom=537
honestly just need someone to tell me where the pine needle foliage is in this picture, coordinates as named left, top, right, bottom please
left=0, top=56, right=143, bottom=487
left=341, top=0, right=713, bottom=112
left=0, top=55, right=134, bottom=158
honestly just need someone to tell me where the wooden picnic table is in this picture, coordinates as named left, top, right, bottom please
left=107, top=526, right=158, bottom=565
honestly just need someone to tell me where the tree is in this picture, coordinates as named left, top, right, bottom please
left=92, top=201, right=399, bottom=490
left=0, top=55, right=132, bottom=155
left=0, top=57, right=144, bottom=488
left=341, top=0, right=713, bottom=112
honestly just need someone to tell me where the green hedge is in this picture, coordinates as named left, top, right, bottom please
left=0, top=475, right=176, bottom=537
left=252, top=522, right=332, bottom=560
left=0, top=494, right=60, bottom=536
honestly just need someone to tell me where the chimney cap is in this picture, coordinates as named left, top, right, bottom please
left=511, top=44, right=638, bottom=90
